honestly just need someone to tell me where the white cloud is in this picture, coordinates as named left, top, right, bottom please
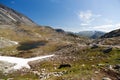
left=80, top=23, right=89, bottom=26
left=77, top=10, right=120, bottom=32
left=79, top=10, right=92, bottom=21
left=78, top=10, right=101, bottom=25
left=62, top=23, right=120, bottom=32
left=92, top=23, right=120, bottom=32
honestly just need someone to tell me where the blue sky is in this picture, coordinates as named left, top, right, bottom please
left=0, top=0, right=120, bottom=32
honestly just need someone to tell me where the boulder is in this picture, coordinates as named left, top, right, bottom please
left=103, top=47, right=112, bottom=53
left=58, top=64, right=71, bottom=69
left=91, top=44, right=99, bottom=49
left=114, top=64, right=120, bottom=70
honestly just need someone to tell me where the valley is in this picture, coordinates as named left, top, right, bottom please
left=0, top=3, right=120, bottom=80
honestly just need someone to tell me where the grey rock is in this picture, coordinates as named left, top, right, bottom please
left=114, top=64, right=120, bottom=70
left=103, top=47, right=112, bottom=53
left=90, top=44, right=99, bottom=49
left=102, top=77, right=111, bottom=80
left=0, top=61, right=15, bottom=73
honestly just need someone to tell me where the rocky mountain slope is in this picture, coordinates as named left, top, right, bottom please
left=0, top=4, right=120, bottom=80
left=0, top=4, right=36, bottom=26
left=0, top=4, right=89, bottom=56
left=101, top=29, right=120, bottom=38
left=76, top=31, right=105, bottom=39
left=93, top=29, right=120, bottom=46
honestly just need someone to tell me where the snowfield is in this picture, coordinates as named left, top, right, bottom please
left=0, top=54, right=54, bottom=70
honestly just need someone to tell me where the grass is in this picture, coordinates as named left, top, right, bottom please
left=0, top=25, right=120, bottom=79
left=99, top=37, right=120, bottom=45
left=38, top=47, right=120, bottom=79
left=0, top=71, right=38, bottom=80
left=0, top=46, right=120, bottom=79
left=0, top=46, right=19, bottom=56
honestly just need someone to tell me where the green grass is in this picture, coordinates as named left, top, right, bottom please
left=0, top=25, right=120, bottom=79
left=35, top=47, right=120, bottom=80
left=0, top=46, right=19, bottom=56
left=0, top=71, right=38, bottom=80
left=0, top=47, right=120, bottom=79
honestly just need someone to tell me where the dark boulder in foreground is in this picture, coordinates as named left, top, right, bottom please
left=114, top=64, right=120, bottom=70
left=58, top=64, right=71, bottom=69
left=103, top=47, right=112, bottom=53
left=90, top=44, right=99, bottom=49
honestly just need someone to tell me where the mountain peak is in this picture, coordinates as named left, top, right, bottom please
left=77, top=31, right=105, bottom=39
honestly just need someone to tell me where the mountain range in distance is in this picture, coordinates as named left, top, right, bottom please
left=76, top=31, right=106, bottom=39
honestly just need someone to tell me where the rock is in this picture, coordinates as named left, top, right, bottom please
left=95, top=71, right=99, bottom=74
left=114, top=64, right=120, bottom=70
left=58, top=64, right=71, bottom=69
left=91, top=65, right=95, bottom=67
left=52, top=72, right=63, bottom=76
left=102, top=77, right=112, bottom=80
left=0, top=61, right=15, bottom=73
left=91, top=78, right=95, bottom=80
left=32, top=70, right=40, bottom=76
left=97, top=63, right=104, bottom=66
left=103, top=47, right=112, bottom=53
left=0, top=4, right=36, bottom=26
left=90, top=44, right=99, bottom=49
left=81, top=64, right=85, bottom=67
left=38, top=71, right=65, bottom=80
left=7, top=78, right=14, bottom=80
left=108, top=65, right=113, bottom=70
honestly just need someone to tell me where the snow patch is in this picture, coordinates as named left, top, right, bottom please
left=0, top=54, right=54, bottom=70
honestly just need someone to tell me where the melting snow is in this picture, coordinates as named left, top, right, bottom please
left=0, top=54, right=54, bottom=70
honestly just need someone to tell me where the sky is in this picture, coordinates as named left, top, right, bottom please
left=0, top=0, right=120, bottom=32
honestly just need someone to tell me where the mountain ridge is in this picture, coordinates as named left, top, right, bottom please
left=76, top=30, right=105, bottom=39
left=101, top=28, right=120, bottom=38
left=0, top=3, right=36, bottom=26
